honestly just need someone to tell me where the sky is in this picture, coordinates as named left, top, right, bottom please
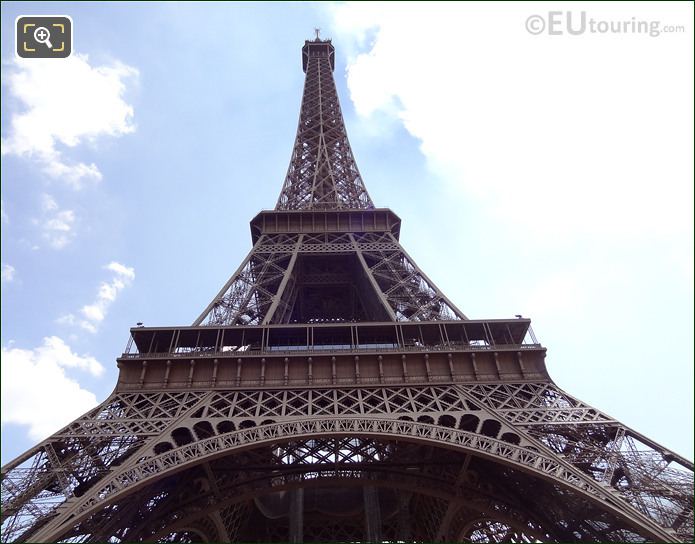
left=1, top=1, right=692, bottom=465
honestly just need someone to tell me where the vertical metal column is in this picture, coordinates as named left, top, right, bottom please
left=289, top=487, right=304, bottom=543
left=397, top=492, right=412, bottom=542
left=363, top=484, right=382, bottom=542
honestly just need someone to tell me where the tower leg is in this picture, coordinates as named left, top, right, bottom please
left=397, top=492, right=412, bottom=541
left=289, top=487, right=304, bottom=543
left=363, top=484, right=382, bottom=542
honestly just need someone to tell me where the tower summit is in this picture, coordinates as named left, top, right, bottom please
left=278, top=37, right=372, bottom=210
left=2, top=37, right=693, bottom=543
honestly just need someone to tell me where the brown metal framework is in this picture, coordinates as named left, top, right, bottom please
left=276, top=40, right=372, bottom=210
left=2, top=37, right=692, bottom=543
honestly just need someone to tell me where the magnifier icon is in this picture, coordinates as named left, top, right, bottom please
left=33, top=26, right=53, bottom=49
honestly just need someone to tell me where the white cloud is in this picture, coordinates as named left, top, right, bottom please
left=1, top=263, right=15, bottom=283
left=55, top=313, right=77, bottom=326
left=37, top=194, right=75, bottom=249
left=1, top=53, right=138, bottom=188
left=106, top=261, right=136, bottom=281
left=58, top=261, right=135, bottom=334
left=43, top=160, right=102, bottom=187
left=331, top=3, right=694, bottom=241
left=1, top=336, right=104, bottom=441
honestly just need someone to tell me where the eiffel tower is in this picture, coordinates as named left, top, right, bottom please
left=2, top=36, right=693, bottom=544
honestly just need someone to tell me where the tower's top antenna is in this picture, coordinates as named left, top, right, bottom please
left=314, top=27, right=321, bottom=41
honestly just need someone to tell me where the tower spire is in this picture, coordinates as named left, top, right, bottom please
left=276, top=37, right=373, bottom=210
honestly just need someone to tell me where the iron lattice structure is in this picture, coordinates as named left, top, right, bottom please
left=2, top=38, right=693, bottom=544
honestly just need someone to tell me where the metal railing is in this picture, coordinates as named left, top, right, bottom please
left=120, top=341, right=542, bottom=360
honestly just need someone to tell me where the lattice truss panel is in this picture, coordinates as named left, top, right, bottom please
left=276, top=47, right=373, bottom=210
left=0, top=392, right=208, bottom=543
left=5, top=435, right=657, bottom=543
left=357, top=232, right=464, bottom=321
left=197, top=237, right=295, bottom=326
left=264, top=520, right=367, bottom=543
left=466, top=383, right=695, bottom=540
left=450, top=507, right=554, bottom=543
left=196, top=232, right=464, bottom=326
left=2, top=382, right=692, bottom=542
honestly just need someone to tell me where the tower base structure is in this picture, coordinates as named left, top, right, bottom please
left=2, top=320, right=692, bottom=542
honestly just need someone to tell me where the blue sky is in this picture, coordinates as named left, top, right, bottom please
left=1, top=2, right=692, bottom=465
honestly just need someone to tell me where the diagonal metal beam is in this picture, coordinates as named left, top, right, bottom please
left=192, top=237, right=264, bottom=326
left=262, top=235, right=303, bottom=324
left=349, top=233, right=397, bottom=321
